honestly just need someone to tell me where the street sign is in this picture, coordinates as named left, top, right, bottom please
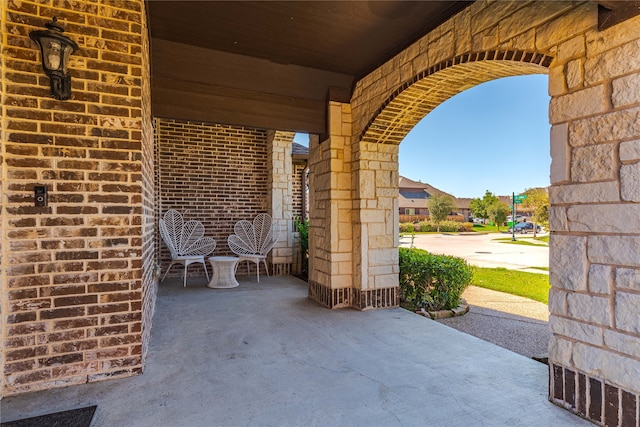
left=514, top=195, right=527, bottom=204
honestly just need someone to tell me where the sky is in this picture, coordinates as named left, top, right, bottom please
left=399, top=74, right=551, bottom=199
left=294, top=73, right=551, bottom=200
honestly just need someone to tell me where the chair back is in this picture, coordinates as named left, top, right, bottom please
left=160, top=210, right=215, bottom=257
left=228, top=213, right=276, bottom=256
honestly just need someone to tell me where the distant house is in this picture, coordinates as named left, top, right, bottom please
left=397, top=176, right=529, bottom=221
left=398, top=176, right=471, bottom=220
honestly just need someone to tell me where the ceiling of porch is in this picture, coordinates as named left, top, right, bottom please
left=146, top=1, right=473, bottom=135
left=146, top=1, right=640, bottom=135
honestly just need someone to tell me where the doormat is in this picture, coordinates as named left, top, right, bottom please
left=1, top=405, right=96, bottom=427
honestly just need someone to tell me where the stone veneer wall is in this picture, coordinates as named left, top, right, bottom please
left=267, top=131, right=295, bottom=276
left=156, top=119, right=297, bottom=277
left=337, top=0, right=640, bottom=424
left=546, top=10, right=640, bottom=427
left=1, top=0, right=152, bottom=395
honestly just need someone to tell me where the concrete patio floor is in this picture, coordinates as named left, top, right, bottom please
left=1, top=275, right=590, bottom=426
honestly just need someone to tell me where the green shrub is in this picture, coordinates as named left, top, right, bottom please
left=399, top=222, right=415, bottom=233
left=416, top=220, right=471, bottom=233
left=460, top=222, right=473, bottom=232
left=398, top=247, right=474, bottom=311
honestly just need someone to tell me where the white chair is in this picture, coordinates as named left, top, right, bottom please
left=159, top=209, right=216, bottom=287
left=227, top=213, right=277, bottom=282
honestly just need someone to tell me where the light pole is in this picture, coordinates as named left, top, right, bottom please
left=511, top=192, right=516, bottom=241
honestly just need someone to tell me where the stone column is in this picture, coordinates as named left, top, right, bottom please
left=351, top=140, right=400, bottom=309
left=547, top=12, right=640, bottom=426
left=267, top=131, right=295, bottom=275
left=307, top=102, right=354, bottom=308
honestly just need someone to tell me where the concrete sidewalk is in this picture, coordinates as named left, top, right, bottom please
left=2, top=276, right=587, bottom=427
left=437, top=286, right=550, bottom=359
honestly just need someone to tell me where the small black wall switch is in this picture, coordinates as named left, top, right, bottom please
left=34, top=185, right=48, bottom=207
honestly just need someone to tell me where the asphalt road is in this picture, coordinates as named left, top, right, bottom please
left=401, top=232, right=549, bottom=273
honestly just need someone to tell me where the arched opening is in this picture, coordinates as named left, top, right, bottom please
left=398, top=74, right=552, bottom=359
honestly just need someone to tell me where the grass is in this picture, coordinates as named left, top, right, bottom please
left=471, top=223, right=503, bottom=233
left=493, top=237, right=548, bottom=247
left=472, top=267, right=550, bottom=304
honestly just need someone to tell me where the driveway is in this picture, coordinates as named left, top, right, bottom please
left=402, top=232, right=549, bottom=273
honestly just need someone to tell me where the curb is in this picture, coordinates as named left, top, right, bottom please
left=415, top=299, right=469, bottom=320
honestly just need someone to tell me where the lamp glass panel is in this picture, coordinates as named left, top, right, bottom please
left=42, top=37, right=63, bottom=72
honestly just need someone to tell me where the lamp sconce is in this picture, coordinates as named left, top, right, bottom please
left=29, top=17, right=78, bottom=101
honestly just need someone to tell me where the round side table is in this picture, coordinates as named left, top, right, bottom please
left=207, top=256, right=240, bottom=288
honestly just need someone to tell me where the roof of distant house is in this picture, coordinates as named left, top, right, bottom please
left=292, top=142, right=309, bottom=162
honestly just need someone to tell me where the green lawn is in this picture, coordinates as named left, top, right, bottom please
left=493, top=237, right=548, bottom=247
left=472, top=267, right=550, bottom=304
left=471, top=223, right=503, bottom=233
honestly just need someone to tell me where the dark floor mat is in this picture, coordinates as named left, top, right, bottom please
left=1, top=406, right=96, bottom=427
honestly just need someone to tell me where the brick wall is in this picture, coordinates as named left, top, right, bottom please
left=139, top=3, right=156, bottom=366
left=292, top=162, right=306, bottom=219
left=1, top=0, right=150, bottom=395
left=155, top=118, right=269, bottom=277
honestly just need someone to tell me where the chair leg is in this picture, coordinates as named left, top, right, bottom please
left=255, top=259, right=260, bottom=282
left=160, top=261, right=176, bottom=283
left=262, top=258, right=270, bottom=277
left=202, top=259, right=210, bottom=281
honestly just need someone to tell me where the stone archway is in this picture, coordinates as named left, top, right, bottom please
left=359, top=50, right=552, bottom=146
left=309, top=2, right=640, bottom=425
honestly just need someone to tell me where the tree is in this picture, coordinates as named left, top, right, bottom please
left=522, top=188, right=549, bottom=237
left=428, top=194, right=455, bottom=232
left=469, top=190, right=499, bottom=221
left=486, top=201, right=510, bottom=231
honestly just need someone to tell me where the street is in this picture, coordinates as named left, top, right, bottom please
left=401, top=232, right=549, bottom=273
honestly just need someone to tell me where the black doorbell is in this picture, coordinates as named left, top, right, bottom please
left=34, top=185, right=48, bottom=207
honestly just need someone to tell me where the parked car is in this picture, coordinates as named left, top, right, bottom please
left=507, top=222, right=541, bottom=234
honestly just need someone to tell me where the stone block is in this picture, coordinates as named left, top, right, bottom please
left=548, top=65, right=566, bottom=97
left=498, top=1, right=564, bottom=45
left=548, top=206, right=568, bottom=232
left=549, top=85, right=607, bottom=124
left=428, top=30, right=454, bottom=65
left=566, top=59, right=583, bottom=89
left=588, top=264, right=611, bottom=294
left=573, top=342, right=640, bottom=394
left=585, top=39, right=640, bottom=84
left=586, top=14, right=640, bottom=56
left=535, top=3, right=595, bottom=50
left=548, top=335, right=573, bottom=366
left=604, top=329, right=640, bottom=359
left=620, top=139, right=640, bottom=161
left=612, top=72, right=640, bottom=108
left=569, top=107, right=640, bottom=146
left=550, top=235, right=588, bottom=291
left=550, top=123, right=569, bottom=184
left=615, top=292, right=640, bottom=334
left=568, top=204, right=640, bottom=233
left=548, top=287, right=568, bottom=316
left=558, top=35, right=586, bottom=61
left=567, top=292, right=611, bottom=326
left=615, top=268, right=640, bottom=291
left=589, top=236, right=640, bottom=267
left=550, top=316, right=603, bottom=346
left=549, top=181, right=619, bottom=204
left=621, top=163, right=640, bottom=202
left=570, top=143, right=614, bottom=182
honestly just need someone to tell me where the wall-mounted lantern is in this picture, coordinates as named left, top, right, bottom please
left=29, top=17, right=78, bottom=101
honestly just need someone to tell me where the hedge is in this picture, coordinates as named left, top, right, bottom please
left=399, top=247, right=474, bottom=311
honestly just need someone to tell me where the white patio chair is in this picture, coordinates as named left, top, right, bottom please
left=159, top=209, right=216, bottom=287
left=227, top=213, right=277, bottom=282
